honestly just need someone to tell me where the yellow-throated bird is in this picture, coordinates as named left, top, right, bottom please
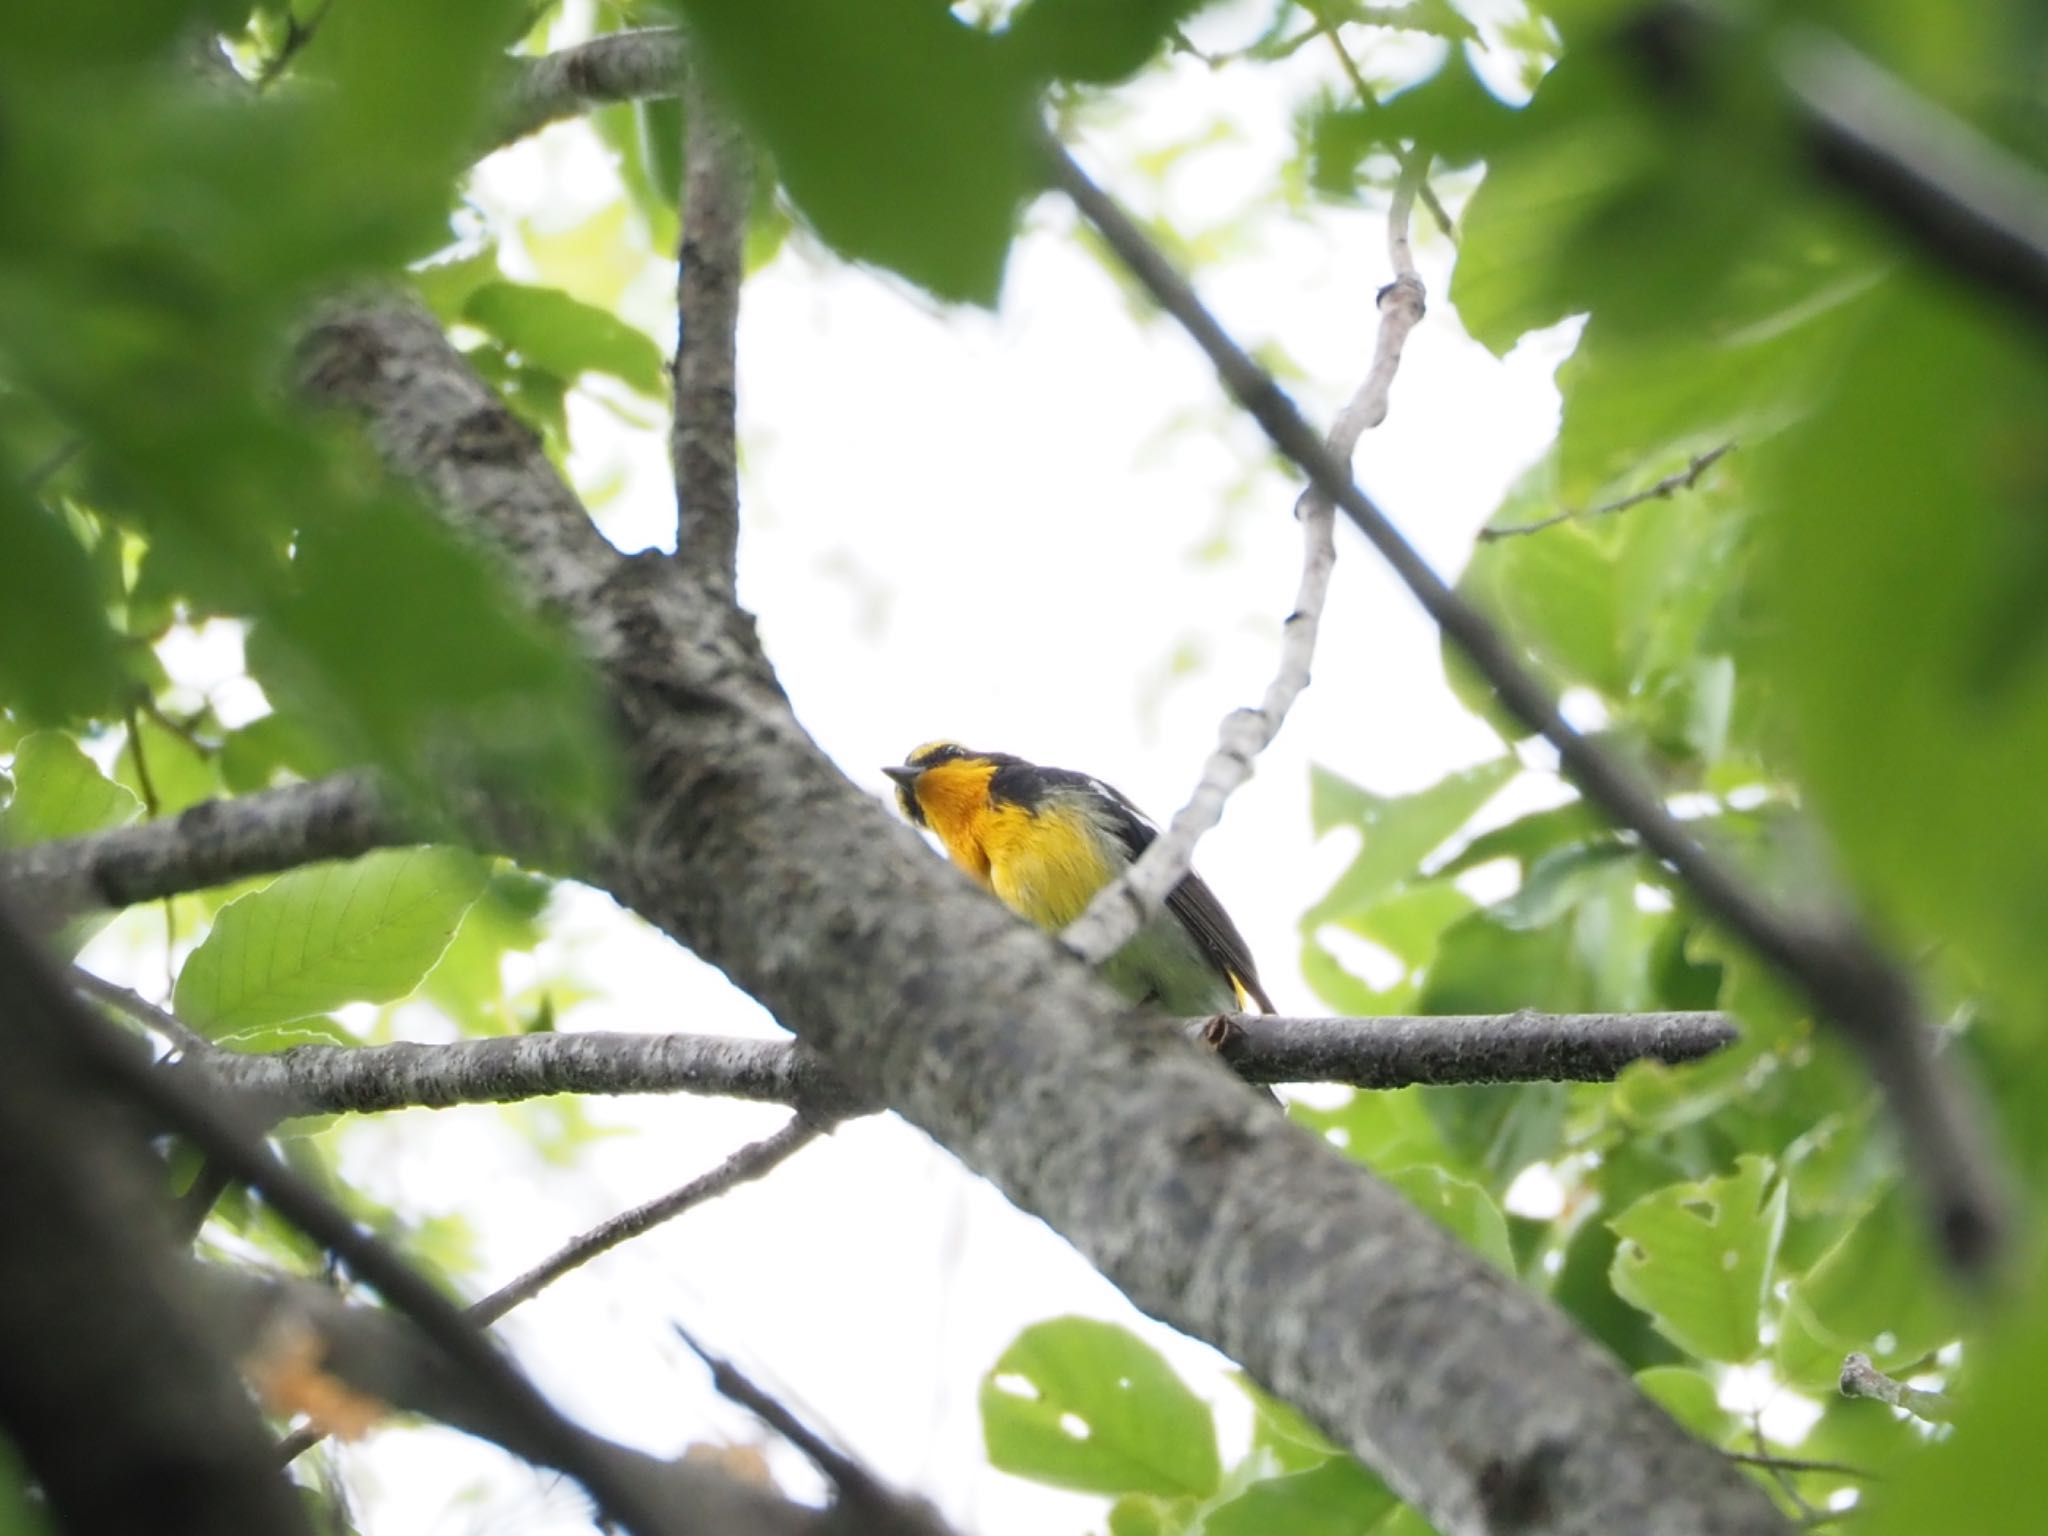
left=884, top=741, right=1275, bottom=1019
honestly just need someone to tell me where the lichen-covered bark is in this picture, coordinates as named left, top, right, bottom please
left=295, top=296, right=1790, bottom=1536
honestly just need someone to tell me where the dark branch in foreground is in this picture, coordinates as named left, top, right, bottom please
left=9, top=921, right=681, bottom=1534
left=0, top=774, right=404, bottom=919
left=185, top=1011, right=1738, bottom=1121
left=1043, top=129, right=2009, bottom=1277
left=199, top=1267, right=960, bottom=1536
left=0, top=901, right=313, bottom=1536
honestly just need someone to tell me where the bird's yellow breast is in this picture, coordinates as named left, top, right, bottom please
left=912, top=761, right=1115, bottom=930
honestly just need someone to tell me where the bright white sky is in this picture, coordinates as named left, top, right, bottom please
left=89, top=3, right=1594, bottom=1531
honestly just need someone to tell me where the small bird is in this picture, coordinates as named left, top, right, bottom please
left=883, top=741, right=1275, bottom=1022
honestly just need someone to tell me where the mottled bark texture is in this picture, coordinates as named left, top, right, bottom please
left=293, top=295, right=1788, bottom=1536
left=486, top=28, right=686, bottom=153
left=0, top=903, right=314, bottom=1536
left=0, top=772, right=401, bottom=918
left=190, top=1012, right=1735, bottom=1121
left=672, top=60, right=749, bottom=598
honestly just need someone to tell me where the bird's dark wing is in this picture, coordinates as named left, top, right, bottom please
left=1080, top=773, right=1275, bottom=1014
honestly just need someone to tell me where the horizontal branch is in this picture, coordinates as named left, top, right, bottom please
left=186, top=1011, right=1736, bottom=1120
left=487, top=29, right=686, bottom=153
left=0, top=774, right=405, bottom=918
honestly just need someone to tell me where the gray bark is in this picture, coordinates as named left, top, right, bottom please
left=294, top=295, right=1790, bottom=1536
left=188, top=1011, right=1735, bottom=1121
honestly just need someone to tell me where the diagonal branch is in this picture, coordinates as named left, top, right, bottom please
left=472, top=1115, right=822, bottom=1325
left=672, top=59, right=751, bottom=598
left=0, top=773, right=404, bottom=919
left=186, top=1011, right=1738, bottom=1121
left=0, top=899, right=314, bottom=1536
left=1043, top=131, right=2009, bottom=1277
left=196, top=1266, right=959, bottom=1536
left=295, top=293, right=1790, bottom=1536
left=11, top=908, right=684, bottom=1536
left=1064, top=151, right=1426, bottom=969
left=1838, top=1352, right=1956, bottom=1425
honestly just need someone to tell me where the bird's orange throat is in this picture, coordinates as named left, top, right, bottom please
left=909, top=757, right=999, bottom=884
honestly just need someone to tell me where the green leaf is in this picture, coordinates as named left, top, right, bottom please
left=1303, top=759, right=1515, bottom=924
left=1609, top=1154, right=1786, bottom=1364
left=2, top=731, right=141, bottom=845
left=214, top=1017, right=362, bottom=1053
left=173, top=848, right=486, bottom=1036
left=0, top=492, right=125, bottom=723
left=1236, top=1374, right=1338, bottom=1473
left=1008, top=0, right=1197, bottom=85
left=1755, top=282, right=2048, bottom=1028
left=1776, top=1184, right=1958, bottom=1393
left=981, top=1316, right=1220, bottom=1497
left=113, top=716, right=222, bottom=816
left=1202, top=1457, right=1398, bottom=1536
left=461, top=281, right=666, bottom=397
left=672, top=0, right=1039, bottom=305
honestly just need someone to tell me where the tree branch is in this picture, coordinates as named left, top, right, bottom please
left=1042, top=130, right=2009, bottom=1277
left=196, top=1266, right=957, bottom=1536
left=1065, top=151, right=1425, bottom=969
left=295, top=292, right=1790, bottom=1536
left=20, top=911, right=686, bottom=1535
left=486, top=29, right=687, bottom=154
left=187, top=1011, right=1737, bottom=1121
left=0, top=899, right=314, bottom=1536
left=472, top=1115, right=822, bottom=1325
left=1838, top=1352, right=1956, bottom=1425
left=672, top=58, right=750, bottom=598
left=1478, top=443, right=1733, bottom=542
left=0, top=773, right=405, bottom=918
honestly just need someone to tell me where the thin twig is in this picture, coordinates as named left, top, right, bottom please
left=673, top=1324, right=875, bottom=1497
left=471, top=1115, right=821, bottom=1325
left=1480, top=443, right=1734, bottom=541
left=672, top=60, right=750, bottom=598
left=1725, top=1450, right=1876, bottom=1481
left=1839, top=1352, right=1956, bottom=1425
left=1303, top=0, right=1457, bottom=242
left=20, top=438, right=82, bottom=491
left=73, top=969, right=213, bottom=1057
left=275, top=1115, right=822, bottom=1469
left=1044, top=129, right=2010, bottom=1274
left=1063, top=150, right=1426, bottom=970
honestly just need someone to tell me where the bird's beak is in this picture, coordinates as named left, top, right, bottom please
left=882, top=765, right=922, bottom=788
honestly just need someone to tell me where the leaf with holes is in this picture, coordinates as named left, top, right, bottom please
left=981, top=1316, right=1219, bottom=1497
left=174, top=848, right=486, bottom=1037
left=1609, top=1154, right=1785, bottom=1364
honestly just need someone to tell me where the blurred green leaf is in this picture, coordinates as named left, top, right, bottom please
left=1304, top=758, right=1514, bottom=923
left=982, top=1316, right=1220, bottom=1497
left=2, top=731, right=140, bottom=845
left=0, top=493, right=125, bottom=723
left=1202, top=1456, right=1397, bottom=1536
left=462, top=281, right=666, bottom=396
left=1609, top=1154, right=1785, bottom=1364
left=174, top=847, right=486, bottom=1036
left=1008, top=0, right=1199, bottom=85
left=671, top=0, right=1039, bottom=304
